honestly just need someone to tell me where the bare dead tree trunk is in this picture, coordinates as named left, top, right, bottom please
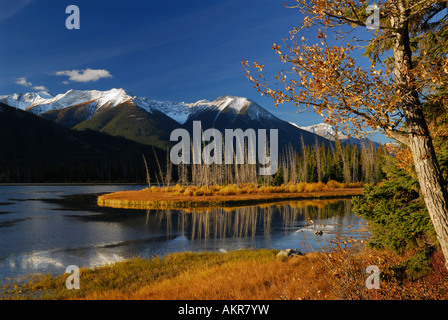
left=142, top=154, right=151, bottom=187
left=352, top=146, right=358, bottom=183
left=315, top=137, right=322, bottom=182
left=300, top=134, right=308, bottom=182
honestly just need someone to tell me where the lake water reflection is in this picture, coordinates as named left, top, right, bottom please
left=0, top=185, right=368, bottom=282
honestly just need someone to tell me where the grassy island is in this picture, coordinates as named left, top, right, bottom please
left=97, top=181, right=364, bottom=209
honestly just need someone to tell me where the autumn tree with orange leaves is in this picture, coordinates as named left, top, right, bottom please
left=243, top=0, right=448, bottom=268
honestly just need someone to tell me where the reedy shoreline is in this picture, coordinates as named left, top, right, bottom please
left=97, top=182, right=363, bottom=210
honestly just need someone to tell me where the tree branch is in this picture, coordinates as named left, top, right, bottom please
left=384, top=127, right=410, bottom=145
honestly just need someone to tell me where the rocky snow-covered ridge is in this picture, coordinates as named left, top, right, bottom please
left=0, top=91, right=54, bottom=110
left=290, top=122, right=349, bottom=141
left=0, top=89, right=276, bottom=125
left=0, top=88, right=135, bottom=115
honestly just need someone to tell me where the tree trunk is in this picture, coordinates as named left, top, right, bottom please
left=315, top=137, right=322, bottom=183
left=390, top=6, right=448, bottom=269
left=408, top=117, right=448, bottom=269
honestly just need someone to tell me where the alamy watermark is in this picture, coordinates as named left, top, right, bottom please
left=170, top=121, right=279, bottom=175
left=66, top=5, right=80, bottom=30
left=366, top=4, right=380, bottom=30
left=65, top=265, right=80, bottom=290
left=366, top=265, right=380, bottom=289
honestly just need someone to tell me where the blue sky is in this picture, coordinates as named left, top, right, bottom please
left=0, top=0, right=388, bottom=142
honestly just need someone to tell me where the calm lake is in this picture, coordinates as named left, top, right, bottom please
left=0, top=185, right=368, bottom=282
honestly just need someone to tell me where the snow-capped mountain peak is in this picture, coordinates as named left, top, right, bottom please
left=0, top=88, right=136, bottom=115
left=40, top=88, right=134, bottom=111
left=185, top=95, right=275, bottom=121
left=213, top=96, right=251, bottom=112
left=0, top=91, right=55, bottom=110
left=291, top=122, right=349, bottom=140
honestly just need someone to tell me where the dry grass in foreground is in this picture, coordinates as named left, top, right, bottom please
left=97, top=181, right=364, bottom=209
left=4, top=242, right=448, bottom=300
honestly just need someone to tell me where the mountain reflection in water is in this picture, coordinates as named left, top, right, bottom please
left=147, top=199, right=368, bottom=251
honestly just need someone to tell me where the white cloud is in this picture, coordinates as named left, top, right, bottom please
left=16, top=77, right=48, bottom=92
left=16, top=77, right=32, bottom=87
left=55, top=68, right=112, bottom=82
left=33, top=85, right=48, bottom=91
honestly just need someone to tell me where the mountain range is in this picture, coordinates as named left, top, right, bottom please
left=0, top=88, right=335, bottom=151
left=0, top=88, right=377, bottom=182
left=290, top=122, right=379, bottom=148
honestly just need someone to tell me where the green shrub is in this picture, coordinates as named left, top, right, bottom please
left=353, top=163, right=435, bottom=253
left=272, top=166, right=284, bottom=186
left=387, top=247, right=435, bottom=281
